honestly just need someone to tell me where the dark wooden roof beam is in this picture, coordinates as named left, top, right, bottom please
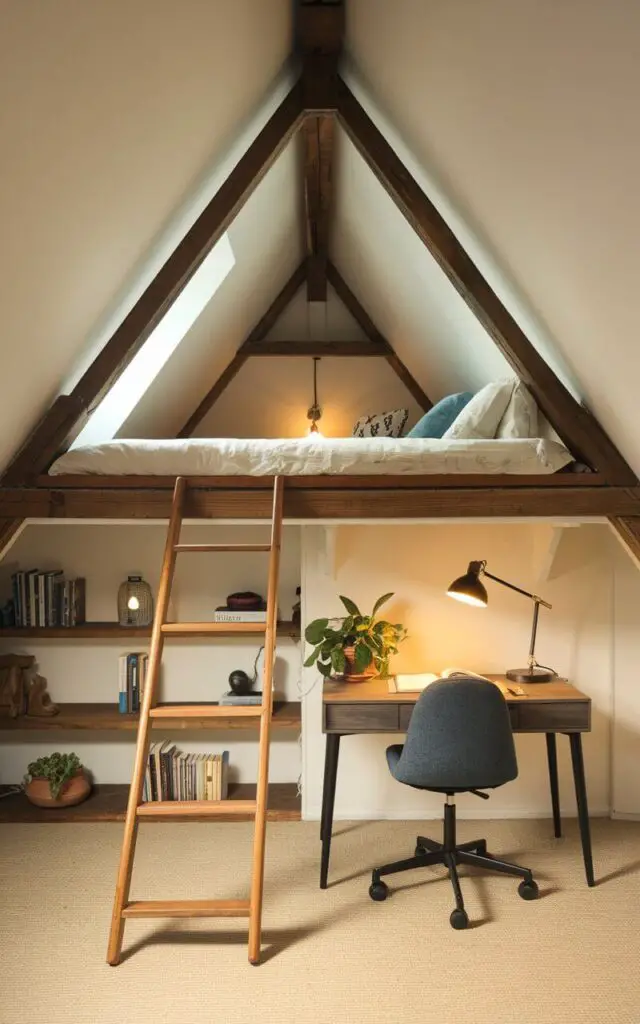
left=335, top=77, right=637, bottom=485
left=2, top=82, right=306, bottom=483
left=297, top=2, right=343, bottom=299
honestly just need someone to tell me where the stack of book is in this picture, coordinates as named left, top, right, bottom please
left=213, top=607, right=267, bottom=623
left=118, top=652, right=148, bottom=713
left=10, top=570, right=86, bottom=627
left=142, top=743, right=229, bottom=802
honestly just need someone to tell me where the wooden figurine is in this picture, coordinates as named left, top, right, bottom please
left=27, top=674, right=59, bottom=717
left=0, top=653, right=58, bottom=718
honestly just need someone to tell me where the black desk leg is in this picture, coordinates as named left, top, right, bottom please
left=568, top=733, right=595, bottom=887
left=545, top=732, right=562, bottom=838
left=320, top=733, right=341, bottom=889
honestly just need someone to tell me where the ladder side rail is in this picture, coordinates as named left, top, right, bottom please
left=107, top=475, right=187, bottom=965
left=248, top=475, right=285, bottom=964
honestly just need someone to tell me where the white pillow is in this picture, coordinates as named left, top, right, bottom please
left=443, top=380, right=515, bottom=440
left=496, top=380, right=538, bottom=438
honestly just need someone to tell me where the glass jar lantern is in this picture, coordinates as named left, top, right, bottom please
left=118, top=575, right=154, bottom=627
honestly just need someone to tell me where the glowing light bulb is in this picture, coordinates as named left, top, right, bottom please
left=127, top=595, right=140, bottom=611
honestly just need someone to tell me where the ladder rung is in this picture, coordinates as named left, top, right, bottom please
left=122, top=899, right=250, bottom=919
left=173, top=544, right=271, bottom=553
left=136, top=800, right=257, bottom=819
left=150, top=704, right=263, bottom=719
left=161, top=622, right=267, bottom=636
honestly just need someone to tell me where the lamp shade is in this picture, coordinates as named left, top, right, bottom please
left=447, top=561, right=488, bottom=608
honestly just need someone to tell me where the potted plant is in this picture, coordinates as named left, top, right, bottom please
left=304, top=593, right=407, bottom=682
left=24, top=751, right=91, bottom=808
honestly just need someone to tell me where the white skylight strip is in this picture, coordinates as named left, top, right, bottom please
left=72, top=233, right=235, bottom=448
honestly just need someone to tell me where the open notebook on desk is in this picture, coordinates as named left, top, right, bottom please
left=389, top=669, right=511, bottom=697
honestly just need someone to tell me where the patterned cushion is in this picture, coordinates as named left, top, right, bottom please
left=352, top=408, right=409, bottom=438
left=406, top=393, right=474, bottom=438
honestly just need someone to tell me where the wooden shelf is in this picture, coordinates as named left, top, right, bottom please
left=0, top=620, right=300, bottom=640
left=0, top=783, right=301, bottom=823
left=0, top=701, right=301, bottom=731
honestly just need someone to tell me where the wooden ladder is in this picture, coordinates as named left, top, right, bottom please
left=107, top=475, right=284, bottom=967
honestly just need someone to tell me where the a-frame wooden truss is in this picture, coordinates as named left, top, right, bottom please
left=1, top=0, right=640, bottom=560
left=177, top=258, right=432, bottom=439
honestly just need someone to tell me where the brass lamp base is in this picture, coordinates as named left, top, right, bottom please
left=506, top=666, right=556, bottom=684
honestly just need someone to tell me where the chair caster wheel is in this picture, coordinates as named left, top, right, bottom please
left=450, top=908, right=469, bottom=930
left=518, top=879, right=539, bottom=900
left=415, top=844, right=427, bottom=857
left=369, top=880, right=389, bottom=902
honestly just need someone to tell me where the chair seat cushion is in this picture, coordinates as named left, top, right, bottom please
left=386, top=744, right=404, bottom=775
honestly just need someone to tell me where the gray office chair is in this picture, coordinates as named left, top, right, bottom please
left=369, top=677, right=539, bottom=929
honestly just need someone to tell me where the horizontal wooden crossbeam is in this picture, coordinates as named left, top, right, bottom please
left=242, top=341, right=387, bottom=356
left=0, top=481, right=636, bottom=520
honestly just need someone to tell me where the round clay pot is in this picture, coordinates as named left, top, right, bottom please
left=341, top=645, right=378, bottom=684
left=25, top=770, right=91, bottom=808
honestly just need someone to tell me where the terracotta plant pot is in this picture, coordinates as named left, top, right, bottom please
left=341, top=645, right=378, bottom=684
left=25, top=770, right=91, bottom=808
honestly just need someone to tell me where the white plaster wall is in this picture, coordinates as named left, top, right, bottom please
left=301, top=523, right=615, bottom=821
left=0, top=523, right=302, bottom=786
left=610, top=535, right=640, bottom=817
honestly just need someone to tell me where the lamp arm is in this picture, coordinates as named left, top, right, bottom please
left=482, top=570, right=552, bottom=610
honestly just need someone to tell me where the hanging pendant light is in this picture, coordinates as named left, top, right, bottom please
left=306, top=356, right=323, bottom=436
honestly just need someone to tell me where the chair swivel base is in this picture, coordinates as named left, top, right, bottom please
left=369, top=803, right=539, bottom=929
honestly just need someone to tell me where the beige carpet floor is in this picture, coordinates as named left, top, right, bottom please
left=1, top=817, right=639, bottom=1024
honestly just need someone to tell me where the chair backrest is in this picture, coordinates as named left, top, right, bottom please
left=393, top=678, right=518, bottom=791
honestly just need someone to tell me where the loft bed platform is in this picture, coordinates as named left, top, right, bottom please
left=0, top=471, right=638, bottom=521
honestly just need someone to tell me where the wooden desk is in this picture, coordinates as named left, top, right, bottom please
left=321, top=676, right=594, bottom=889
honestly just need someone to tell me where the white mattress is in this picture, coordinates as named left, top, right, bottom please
left=48, top=437, right=574, bottom=476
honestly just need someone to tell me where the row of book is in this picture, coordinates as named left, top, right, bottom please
left=10, top=570, right=86, bottom=628
left=118, top=652, right=148, bottom=713
left=142, top=742, right=229, bottom=802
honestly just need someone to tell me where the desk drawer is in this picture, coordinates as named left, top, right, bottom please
left=399, top=705, right=414, bottom=731
left=325, top=704, right=399, bottom=733
left=515, top=701, right=590, bottom=733
left=400, top=704, right=521, bottom=732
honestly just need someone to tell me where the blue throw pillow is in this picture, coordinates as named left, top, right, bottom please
left=406, top=392, right=474, bottom=439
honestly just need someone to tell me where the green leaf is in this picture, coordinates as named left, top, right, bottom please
left=331, top=648, right=346, bottom=674
left=304, top=644, right=323, bottom=667
left=318, top=660, right=333, bottom=678
left=371, top=592, right=394, bottom=617
left=353, top=643, right=372, bottom=672
left=339, top=595, right=361, bottom=617
left=305, top=618, right=328, bottom=644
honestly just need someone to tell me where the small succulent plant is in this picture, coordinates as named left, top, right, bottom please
left=26, top=752, right=82, bottom=800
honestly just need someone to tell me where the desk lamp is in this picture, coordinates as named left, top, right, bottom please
left=446, top=560, right=557, bottom=683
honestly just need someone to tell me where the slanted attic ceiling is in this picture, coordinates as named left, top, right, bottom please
left=1, top=1, right=640, bottom=469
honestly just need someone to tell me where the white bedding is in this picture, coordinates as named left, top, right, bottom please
left=48, top=437, right=574, bottom=476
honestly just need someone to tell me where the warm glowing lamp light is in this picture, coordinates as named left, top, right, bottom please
left=447, top=559, right=557, bottom=683
left=305, top=356, right=323, bottom=436
left=127, top=595, right=140, bottom=611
